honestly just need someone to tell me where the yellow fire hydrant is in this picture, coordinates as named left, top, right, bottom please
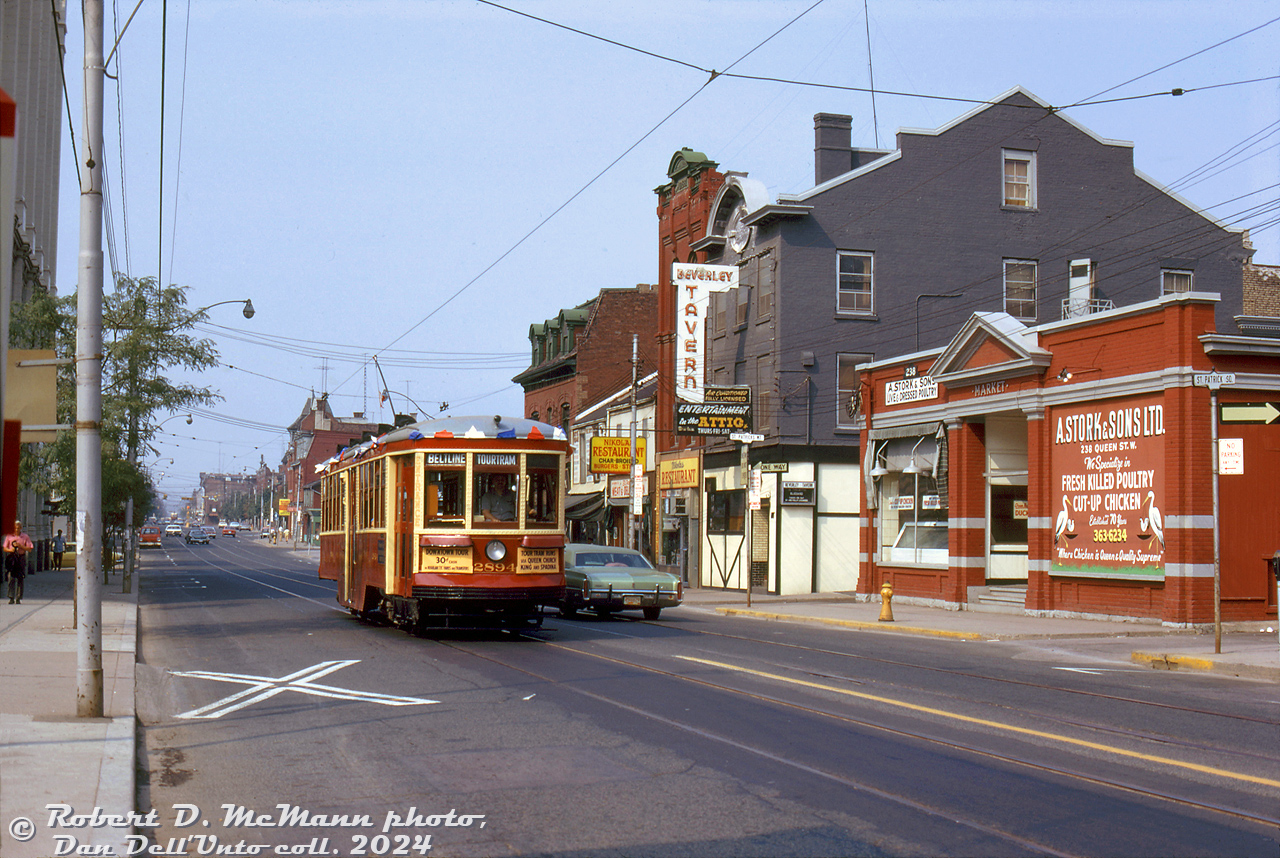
left=878, top=581, right=895, bottom=622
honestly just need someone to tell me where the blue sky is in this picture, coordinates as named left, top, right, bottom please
left=53, top=0, right=1279, bottom=506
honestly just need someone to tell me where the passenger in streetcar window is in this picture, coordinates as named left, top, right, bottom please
left=479, top=474, right=517, bottom=522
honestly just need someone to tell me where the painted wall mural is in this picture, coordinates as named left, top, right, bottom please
left=1049, top=394, right=1166, bottom=579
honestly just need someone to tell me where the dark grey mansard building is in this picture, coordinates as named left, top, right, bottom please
left=698, top=86, right=1250, bottom=446
left=688, top=86, right=1253, bottom=596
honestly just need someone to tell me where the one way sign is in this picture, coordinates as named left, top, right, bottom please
left=1220, top=402, right=1280, bottom=424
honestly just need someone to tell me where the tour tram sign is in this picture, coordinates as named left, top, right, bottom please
left=675, top=386, right=753, bottom=438
left=1049, top=394, right=1166, bottom=580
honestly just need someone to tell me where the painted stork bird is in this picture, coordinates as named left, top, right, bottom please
left=1054, top=496, right=1072, bottom=545
left=1145, top=491, right=1164, bottom=550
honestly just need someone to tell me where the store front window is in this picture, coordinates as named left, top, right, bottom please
left=873, top=435, right=948, bottom=565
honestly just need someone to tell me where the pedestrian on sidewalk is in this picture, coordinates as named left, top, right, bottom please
left=4, top=521, right=34, bottom=604
left=52, top=529, right=65, bottom=569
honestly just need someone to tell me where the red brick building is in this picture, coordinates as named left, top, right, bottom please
left=514, top=285, right=659, bottom=428
left=858, top=292, right=1280, bottom=625
left=654, top=149, right=727, bottom=453
left=281, top=397, right=378, bottom=541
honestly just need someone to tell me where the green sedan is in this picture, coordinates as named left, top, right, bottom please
left=560, top=543, right=683, bottom=620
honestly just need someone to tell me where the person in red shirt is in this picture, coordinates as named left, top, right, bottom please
left=4, top=521, right=34, bottom=604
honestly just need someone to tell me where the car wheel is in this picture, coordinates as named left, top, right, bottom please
left=642, top=606, right=661, bottom=620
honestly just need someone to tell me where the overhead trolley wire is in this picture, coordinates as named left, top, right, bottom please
left=326, top=0, right=834, bottom=402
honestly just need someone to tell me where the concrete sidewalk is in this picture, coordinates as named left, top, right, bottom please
left=678, top=586, right=1280, bottom=681
left=0, top=566, right=137, bottom=858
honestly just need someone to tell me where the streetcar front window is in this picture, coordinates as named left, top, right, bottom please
left=526, top=454, right=560, bottom=527
left=474, top=453, right=520, bottom=525
left=424, top=469, right=465, bottom=527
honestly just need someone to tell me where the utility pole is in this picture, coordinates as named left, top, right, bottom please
left=628, top=334, right=639, bottom=551
left=76, top=0, right=105, bottom=717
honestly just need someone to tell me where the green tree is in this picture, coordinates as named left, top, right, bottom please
left=11, top=275, right=222, bottom=550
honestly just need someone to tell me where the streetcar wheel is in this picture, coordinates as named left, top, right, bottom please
left=642, top=606, right=661, bottom=620
left=560, top=604, right=578, bottom=618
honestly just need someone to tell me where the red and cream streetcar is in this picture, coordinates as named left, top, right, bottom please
left=317, top=415, right=569, bottom=631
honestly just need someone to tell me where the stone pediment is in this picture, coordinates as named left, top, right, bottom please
left=928, top=312, right=1052, bottom=386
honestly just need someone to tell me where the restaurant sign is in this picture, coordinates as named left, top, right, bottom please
left=589, top=436, right=647, bottom=474
left=1049, top=394, right=1165, bottom=579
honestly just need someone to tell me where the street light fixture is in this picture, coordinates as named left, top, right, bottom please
left=198, top=298, right=254, bottom=320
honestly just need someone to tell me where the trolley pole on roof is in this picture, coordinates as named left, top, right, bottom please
left=75, top=0, right=106, bottom=717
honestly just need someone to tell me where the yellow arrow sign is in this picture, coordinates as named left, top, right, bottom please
left=1220, top=402, right=1280, bottom=424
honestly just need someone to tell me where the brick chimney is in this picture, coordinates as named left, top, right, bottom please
left=815, top=113, right=853, bottom=185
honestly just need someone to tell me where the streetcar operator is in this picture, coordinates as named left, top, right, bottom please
left=480, top=474, right=516, bottom=522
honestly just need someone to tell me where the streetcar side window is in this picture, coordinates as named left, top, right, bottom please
left=526, top=454, right=560, bottom=527
left=424, top=469, right=465, bottom=527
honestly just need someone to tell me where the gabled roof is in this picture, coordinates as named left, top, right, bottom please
left=929, top=311, right=1053, bottom=386
left=780, top=86, right=1133, bottom=205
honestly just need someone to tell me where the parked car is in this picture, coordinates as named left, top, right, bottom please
left=139, top=525, right=163, bottom=548
left=185, top=527, right=211, bottom=545
left=164, top=523, right=183, bottom=537
left=559, top=543, right=683, bottom=620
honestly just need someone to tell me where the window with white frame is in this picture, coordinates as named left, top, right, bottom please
left=1002, top=150, right=1036, bottom=208
left=837, top=251, right=874, bottom=314
left=837, top=353, right=873, bottom=428
left=1004, top=259, right=1037, bottom=320
left=735, top=284, right=750, bottom=327
left=872, top=436, right=948, bottom=566
left=1162, top=269, right=1193, bottom=295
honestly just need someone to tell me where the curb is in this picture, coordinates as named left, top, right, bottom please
left=713, top=607, right=985, bottom=640
left=1130, top=650, right=1280, bottom=681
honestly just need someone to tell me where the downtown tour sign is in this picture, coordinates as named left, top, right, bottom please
left=1049, top=394, right=1166, bottom=580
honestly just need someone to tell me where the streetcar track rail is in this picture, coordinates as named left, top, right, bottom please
left=145, top=554, right=1279, bottom=839
left=432, top=637, right=1079, bottom=858
left=449, top=634, right=1280, bottom=833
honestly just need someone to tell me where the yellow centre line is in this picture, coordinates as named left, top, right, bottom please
left=675, top=655, right=1280, bottom=790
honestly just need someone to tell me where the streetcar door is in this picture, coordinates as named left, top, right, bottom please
left=394, top=455, right=415, bottom=588
left=344, top=471, right=357, bottom=605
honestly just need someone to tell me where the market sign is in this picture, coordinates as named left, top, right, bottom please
left=885, top=375, right=938, bottom=405
left=673, top=262, right=738, bottom=403
left=589, top=436, right=647, bottom=474
left=1049, top=394, right=1166, bottom=579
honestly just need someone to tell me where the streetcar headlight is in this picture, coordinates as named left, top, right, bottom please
left=484, top=540, right=507, bottom=562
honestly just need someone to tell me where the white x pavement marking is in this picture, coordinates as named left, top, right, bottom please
left=171, top=660, right=439, bottom=719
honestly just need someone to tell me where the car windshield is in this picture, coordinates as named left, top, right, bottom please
left=574, top=552, right=653, bottom=569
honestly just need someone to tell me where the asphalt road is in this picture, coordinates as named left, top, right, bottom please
left=134, top=537, right=1280, bottom=857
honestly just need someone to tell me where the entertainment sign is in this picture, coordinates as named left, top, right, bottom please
left=1049, top=394, right=1166, bottom=580
left=675, top=386, right=753, bottom=437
